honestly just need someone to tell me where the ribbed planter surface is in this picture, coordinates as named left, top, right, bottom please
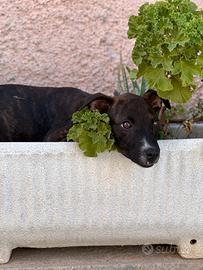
left=0, top=139, right=202, bottom=263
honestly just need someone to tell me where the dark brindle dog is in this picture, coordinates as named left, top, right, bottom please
left=0, top=84, right=170, bottom=167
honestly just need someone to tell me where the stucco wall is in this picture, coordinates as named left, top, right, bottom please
left=0, top=0, right=202, bottom=95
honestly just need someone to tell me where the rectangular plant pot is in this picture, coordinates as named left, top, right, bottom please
left=0, top=139, right=203, bottom=263
left=168, top=121, right=203, bottom=139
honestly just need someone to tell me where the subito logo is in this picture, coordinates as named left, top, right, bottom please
left=142, top=244, right=154, bottom=255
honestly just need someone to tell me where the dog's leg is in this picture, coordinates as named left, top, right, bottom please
left=43, top=126, right=70, bottom=142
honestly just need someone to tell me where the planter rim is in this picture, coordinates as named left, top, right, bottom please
left=0, top=138, right=202, bottom=156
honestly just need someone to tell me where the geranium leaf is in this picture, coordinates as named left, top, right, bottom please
left=144, top=66, right=173, bottom=91
left=157, top=78, right=192, bottom=103
left=173, top=60, right=201, bottom=86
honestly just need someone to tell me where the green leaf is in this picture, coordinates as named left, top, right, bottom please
left=149, top=54, right=173, bottom=70
left=149, top=54, right=164, bottom=68
left=140, top=77, right=148, bottom=96
left=78, top=132, right=97, bottom=157
left=127, top=15, right=138, bottom=39
left=128, top=68, right=138, bottom=81
left=144, top=66, right=173, bottom=91
left=166, top=33, right=190, bottom=51
left=67, top=108, right=116, bottom=157
left=137, top=61, right=149, bottom=78
left=197, top=55, right=203, bottom=65
left=119, top=53, right=129, bottom=93
left=131, top=79, right=140, bottom=95
left=173, top=60, right=201, bottom=86
left=157, top=78, right=192, bottom=103
left=168, top=43, right=177, bottom=52
left=126, top=66, right=140, bottom=95
left=132, top=46, right=146, bottom=65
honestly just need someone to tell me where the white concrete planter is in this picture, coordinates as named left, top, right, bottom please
left=0, top=139, right=202, bottom=263
left=168, top=121, right=203, bottom=139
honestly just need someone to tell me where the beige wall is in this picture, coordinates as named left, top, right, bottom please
left=0, top=0, right=202, bottom=95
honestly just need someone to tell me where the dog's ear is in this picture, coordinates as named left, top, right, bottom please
left=143, top=89, right=171, bottom=111
left=87, top=93, right=114, bottom=113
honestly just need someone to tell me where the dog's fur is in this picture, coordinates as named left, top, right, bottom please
left=0, top=84, right=170, bottom=167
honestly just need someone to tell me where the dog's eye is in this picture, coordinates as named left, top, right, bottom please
left=121, top=121, right=132, bottom=129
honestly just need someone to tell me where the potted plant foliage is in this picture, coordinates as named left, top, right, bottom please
left=127, top=0, right=203, bottom=103
left=124, top=0, right=203, bottom=139
left=116, top=54, right=203, bottom=139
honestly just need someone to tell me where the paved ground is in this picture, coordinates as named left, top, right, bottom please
left=1, top=246, right=203, bottom=270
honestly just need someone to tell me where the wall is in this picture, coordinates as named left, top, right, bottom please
left=0, top=0, right=202, bottom=95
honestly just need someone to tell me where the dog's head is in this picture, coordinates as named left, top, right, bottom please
left=86, top=90, right=170, bottom=167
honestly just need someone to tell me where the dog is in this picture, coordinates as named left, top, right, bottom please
left=0, top=84, right=170, bottom=167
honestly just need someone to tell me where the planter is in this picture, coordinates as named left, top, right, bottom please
left=168, top=121, right=203, bottom=139
left=0, top=139, right=202, bottom=263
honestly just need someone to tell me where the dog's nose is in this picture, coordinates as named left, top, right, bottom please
left=145, top=147, right=160, bottom=163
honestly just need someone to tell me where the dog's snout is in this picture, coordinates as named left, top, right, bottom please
left=136, top=138, right=160, bottom=167
left=145, top=147, right=160, bottom=163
